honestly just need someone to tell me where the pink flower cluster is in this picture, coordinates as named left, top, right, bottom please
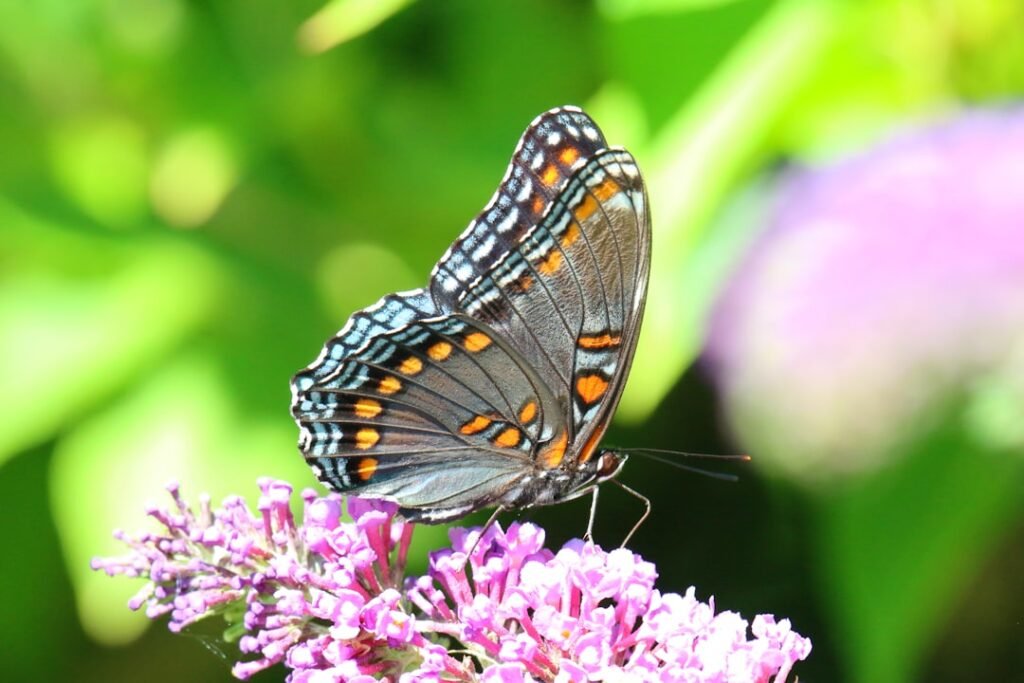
left=705, top=108, right=1024, bottom=479
left=93, top=479, right=811, bottom=681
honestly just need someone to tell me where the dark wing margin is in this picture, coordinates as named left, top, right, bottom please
left=430, top=106, right=608, bottom=310
left=292, top=289, right=439, bottom=393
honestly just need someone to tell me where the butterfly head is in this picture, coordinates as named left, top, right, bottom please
left=535, top=449, right=631, bottom=522
left=557, top=448, right=628, bottom=498
left=592, top=449, right=628, bottom=484
left=524, top=449, right=628, bottom=510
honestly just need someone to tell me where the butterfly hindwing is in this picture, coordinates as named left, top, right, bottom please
left=314, top=452, right=528, bottom=523
left=293, top=309, right=570, bottom=517
left=293, top=289, right=439, bottom=391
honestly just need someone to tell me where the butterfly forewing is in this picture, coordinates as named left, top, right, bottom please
left=291, top=106, right=650, bottom=522
left=563, top=150, right=650, bottom=455
left=455, top=148, right=649, bottom=449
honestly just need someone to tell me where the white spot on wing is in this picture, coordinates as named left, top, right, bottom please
left=472, top=234, right=496, bottom=261
left=516, top=179, right=532, bottom=202
left=496, top=208, right=518, bottom=233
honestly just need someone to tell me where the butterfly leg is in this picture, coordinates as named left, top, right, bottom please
left=584, top=486, right=600, bottom=542
left=612, top=479, right=651, bottom=547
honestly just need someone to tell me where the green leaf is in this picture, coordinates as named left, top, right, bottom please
left=817, top=404, right=1024, bottom=683
left=618, top=0, right=844, bottom=421
left=0, top=201, right=219, bottom=465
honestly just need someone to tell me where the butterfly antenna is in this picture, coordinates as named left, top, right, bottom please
left=627, top=447, right=750, bottom=461
left=623, top=448, right=750, bottom=482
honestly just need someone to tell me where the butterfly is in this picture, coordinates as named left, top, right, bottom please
left=290, top=106, right=651, bottom=537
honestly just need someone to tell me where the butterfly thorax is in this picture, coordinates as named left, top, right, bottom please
left=500, top=449, right=628, bottom=510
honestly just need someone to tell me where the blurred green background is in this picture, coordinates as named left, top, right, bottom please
left=2, top=0, right=1022, bottom=681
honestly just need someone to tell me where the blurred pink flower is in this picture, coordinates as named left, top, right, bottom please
left=94, top=479, right=812, bottom=681
left=706, top=108, right=1024, bottom=480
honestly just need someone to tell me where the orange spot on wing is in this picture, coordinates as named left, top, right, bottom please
left=518, top=400, right=537, bottom=425
left=463, top=332, right=492, bottom=352
left=493, top=426, right=521, bottom=448
left=378, top=376, right=402, bottom=395
left=460, top=415, right=492, bottom=435
left=540, top=430, right=568, bottom=469
left=398, top=356, right=423, bottom=375
left=578, top=428, right=603, bottom=464
left=532, top=196, right=545, bottom=214
left=353, top=398, right=382, bottom=418
left=541, top=163, right=560, bottom=187
left=537, top=249, right=563, bottom=275
left=354, top=457, right=378, bottom=481
left=576, top=374, right=609, bottom=405
left=354, top=428, right=380, bottom=450
left=578, top=333, right=622, bottom=350
left=559, top=146, right=579, bottom=166
left=427, top=341, right=452, bottom=361
left=560, top=223, right=580, bottom=249
left=513, top=273, right=534, bottom=292
left=573, top=194, right=599, bottom=222
left=594, top=178, right=620, bottom=201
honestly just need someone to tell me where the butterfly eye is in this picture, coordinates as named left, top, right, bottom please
left=596, top=452, right=624, bottom=480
